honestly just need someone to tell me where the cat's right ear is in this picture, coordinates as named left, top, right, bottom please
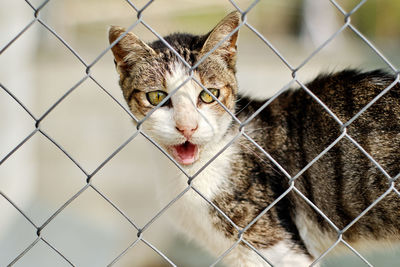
left=200, top=11, right=240, bottom=69
left=108, top=26, right=156, bottom=71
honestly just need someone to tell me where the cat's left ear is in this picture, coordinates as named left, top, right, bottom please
left=200, top=11, right=240, bottom=68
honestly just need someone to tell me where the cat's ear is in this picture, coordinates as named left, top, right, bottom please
left=200, top=11, right=240, bottom=67
left=108, top=26, right=156, bottom=70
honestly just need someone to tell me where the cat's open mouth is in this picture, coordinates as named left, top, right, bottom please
left=170, top=141, right=199, bottom=165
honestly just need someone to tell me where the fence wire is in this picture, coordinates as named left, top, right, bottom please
left=1, top=0, right=399, bottom=266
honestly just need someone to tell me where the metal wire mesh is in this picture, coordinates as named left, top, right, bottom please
left=1, top=0, right=399, bottom=266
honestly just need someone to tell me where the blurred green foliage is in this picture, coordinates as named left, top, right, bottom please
left=345, top=0, right=400, bottom=38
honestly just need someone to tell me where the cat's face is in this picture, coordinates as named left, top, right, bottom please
left=109, top=12, right=240, bottom=166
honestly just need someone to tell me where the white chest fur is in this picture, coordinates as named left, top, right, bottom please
left=155, top=140, right=237, bottom=255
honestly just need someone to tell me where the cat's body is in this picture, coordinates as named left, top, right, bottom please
left=109, top=12, right=400, bottom=266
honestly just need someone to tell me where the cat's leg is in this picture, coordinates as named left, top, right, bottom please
left=223, top=241, right=315, bottom=267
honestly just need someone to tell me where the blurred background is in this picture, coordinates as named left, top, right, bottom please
left=1, top=0, right=400, bottom=266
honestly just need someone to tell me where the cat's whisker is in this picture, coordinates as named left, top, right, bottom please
left=195, top=104, right=216, bottom=136
left=239, top=141, right=283, bottom=178
left=244, top=127, right=271, bottom=135
left=235, top=97, right=254, bottom=116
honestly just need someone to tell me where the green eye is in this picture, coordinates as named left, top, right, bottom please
left=200, top=88, right=220, bottom=104
left=146, top=90, right=168, bottom=106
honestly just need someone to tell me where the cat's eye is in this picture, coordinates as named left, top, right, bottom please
left=200, top=88, right=220, bottom=104
left=146, top=90, right=168, bottom=106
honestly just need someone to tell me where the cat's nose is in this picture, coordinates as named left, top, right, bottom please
left=176, top=124, right=198, bottom=140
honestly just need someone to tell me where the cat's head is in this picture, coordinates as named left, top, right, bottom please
left=109, top=11, right=240, bottom=166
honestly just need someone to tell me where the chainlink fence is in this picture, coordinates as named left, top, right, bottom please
left=1, top=0, right=400, bottom=266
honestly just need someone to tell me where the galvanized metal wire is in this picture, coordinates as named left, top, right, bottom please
left=1, top=0, right=399, bottom=266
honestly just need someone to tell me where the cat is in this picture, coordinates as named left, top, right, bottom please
left=109, top=11, right=400, bottom=267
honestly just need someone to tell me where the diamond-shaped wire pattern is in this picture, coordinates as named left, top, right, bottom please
left=1, top=0, right=400, bottom=266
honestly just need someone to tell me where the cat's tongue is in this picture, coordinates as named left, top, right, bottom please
left=171, top=142, right=198, bottom=165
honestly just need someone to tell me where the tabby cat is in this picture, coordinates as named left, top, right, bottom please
left=109, top=11, right=400, bottom=267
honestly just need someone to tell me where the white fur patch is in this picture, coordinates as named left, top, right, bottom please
left=295, top=210, right=336, bottom=258
left=260, top=241, right=314, bottom=267
left=215, top=240, right=314, bottom=267
left=155, top=139, right=239, bottom=256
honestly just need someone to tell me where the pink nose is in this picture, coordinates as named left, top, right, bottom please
left=176, top=124, right=198, bottom=139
